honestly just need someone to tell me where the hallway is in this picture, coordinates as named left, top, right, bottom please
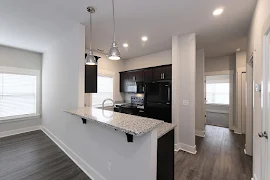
left=174, top=125, right=252, bottom=180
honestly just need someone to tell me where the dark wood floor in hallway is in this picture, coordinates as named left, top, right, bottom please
left=174, top=125, right=253, bottom=180
left=0, top=130, right=90, bottom=180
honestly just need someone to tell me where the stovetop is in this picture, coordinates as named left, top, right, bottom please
left=115, top=96, right=144, bottom=109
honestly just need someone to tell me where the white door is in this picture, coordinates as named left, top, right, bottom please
left=262, top=31, right=270, bottom=180
left=241, top=73, right=247, bottom=134
left=266, top=32, right=270, bottom=180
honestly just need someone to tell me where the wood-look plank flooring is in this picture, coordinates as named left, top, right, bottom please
left=0, top=130, right=90, bottom=180
left=0, top=126, right=252, bottom=180
left=174, top=125, right=253, bottom=180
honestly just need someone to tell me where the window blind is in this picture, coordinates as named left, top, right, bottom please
left=0, top=73, right=37, bottom=118
left=206, top=83, right=229, bottom=105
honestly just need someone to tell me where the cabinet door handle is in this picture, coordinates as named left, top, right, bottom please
left=161, top=73, right=162, bottom=79
left=163, top=73, right=165, bottom=79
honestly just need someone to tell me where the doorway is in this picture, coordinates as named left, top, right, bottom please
left=204, top=71, right=234, bottom=130
left=205, top=75, right=230, bottom=128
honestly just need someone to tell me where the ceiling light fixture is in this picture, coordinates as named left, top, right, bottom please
left=236, top=48, right=241, bottom=52
left=85, top=6, right=97, bottom=65
left=213, top=8, right=224, bottom=16
left=142, top=36, right=148, bottom=41
left=123, top=43, right=128, bottom=47
left=108, top=0, right=121, bottom=60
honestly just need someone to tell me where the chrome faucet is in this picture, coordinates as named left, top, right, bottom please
left=102, top=98, right=115, bottom=109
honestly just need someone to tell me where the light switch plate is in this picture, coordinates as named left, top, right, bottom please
left=183, top=100, right=189, bottom=106
left=255, top=84, right=261, bottom=92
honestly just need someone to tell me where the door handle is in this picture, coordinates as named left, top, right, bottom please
left=160, top=73, right=162, bottom=79
left=163, top=73, right=165, bottom=79
left=258, top=131, right=268, bottom=139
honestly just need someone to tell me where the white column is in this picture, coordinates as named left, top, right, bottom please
left=172, top=33, right=196, bottom=154
left=195, top=49, right=205, bottom=137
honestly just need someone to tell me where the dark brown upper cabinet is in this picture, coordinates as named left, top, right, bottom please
left=153, top=65, right=172, bottom=81
left=143, top=69, right=153, bottom=82
left=120, top=72, right=127, bottom=92
left=84, top=54, right=100, bottom=93
left=85, top=65, right=97, bottom=93
left=119, top=64, right=172, bottom=93
left=119, top=70, right=143, bottom=93
left=129, top=70, right=143, bottom=82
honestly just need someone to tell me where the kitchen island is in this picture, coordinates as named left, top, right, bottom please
left=65, top=107, right=176, bottom=179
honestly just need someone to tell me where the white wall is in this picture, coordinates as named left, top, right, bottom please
left=172, top=33, right=196, bottom=154
left=247, top=0, right=270, bottom=179
left=123, top=50, right=172, bottom=71
left=205, top=55, right=236, bottom=72
left=0, top=45, right=42, bottom=133
left=42, top=23, right=157, bottom=180
left=236, top=51, right=247, bottom=69
left=235, top=51, right=247, bottom=134
left=195, top=49, right=205, bottom=137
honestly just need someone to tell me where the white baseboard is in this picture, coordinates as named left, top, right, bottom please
left=252, top=173, right=257, bottom=180
left=41, top=126, right=105, bottom=180
left=195, top=130, right=205, bottom=137
left=174, top=142, right=197, bottom=154
left=234, top=129, right=242, bottom=134
left=0, top=125, right=41, bottom=138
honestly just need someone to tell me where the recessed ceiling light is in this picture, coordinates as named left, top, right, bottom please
left=123, top=43, right=129, bottom=47
left=213, top=8, right=224, bottom=16
left=236, top=48, right=241, bottom=52
left=142, top=36, right=148, bottom=41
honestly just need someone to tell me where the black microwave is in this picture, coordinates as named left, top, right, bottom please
left=125, top=82, right=144, bottom=93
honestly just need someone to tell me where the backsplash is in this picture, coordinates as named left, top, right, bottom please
left=124, top=93, right=144, bottom=103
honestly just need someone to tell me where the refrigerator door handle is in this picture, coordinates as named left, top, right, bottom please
left=168, top=87, right=171, bottom=101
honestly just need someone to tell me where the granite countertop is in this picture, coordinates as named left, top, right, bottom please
left=157, top=122, right=177, bottom=139
left=64, top=107, right=164, bottom=136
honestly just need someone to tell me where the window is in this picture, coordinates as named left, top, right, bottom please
left=92, top=75, right=114, bottom=106
left=206, top=83, right=230, bottom=105
left=0, top=67, right=40, bottom=120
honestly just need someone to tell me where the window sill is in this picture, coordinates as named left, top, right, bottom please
left=0, top=114, right=41, bottom=124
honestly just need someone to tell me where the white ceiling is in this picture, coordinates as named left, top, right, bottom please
left=0, top=0, right=256, bottom=59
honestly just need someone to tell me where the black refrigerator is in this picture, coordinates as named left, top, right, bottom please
left=144, top=81, right=172, bottom=123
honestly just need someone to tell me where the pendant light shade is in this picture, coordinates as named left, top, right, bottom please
left=85, top=6, right=97, bottom=65
left=85, top=50, right=96, bottom=65
left=108, top=0, right=121, bottom=60
left=108, top=41, right=121, bottom=60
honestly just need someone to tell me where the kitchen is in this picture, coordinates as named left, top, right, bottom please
left=91, top=64, right=172, bottom=123
left=81, top=49, right=175, bottom=179
left=0, top=0, right=258, bottom=179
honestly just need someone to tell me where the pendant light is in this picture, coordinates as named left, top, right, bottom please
left=108, top=0, right=121, bottom=60
left=85, top=6, right=97, bottom=65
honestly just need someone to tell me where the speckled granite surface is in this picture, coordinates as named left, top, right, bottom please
left=64, top=107, right=164, bottom=136
left=157, top=123, right=176, bottom=139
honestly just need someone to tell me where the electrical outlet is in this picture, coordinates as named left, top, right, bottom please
left=183, top=100, right=189, bottom=106
left=108, top=162, right=112, bottom=172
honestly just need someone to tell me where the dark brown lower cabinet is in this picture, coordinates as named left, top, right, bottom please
left=157, top=129, right=174, bottom=180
